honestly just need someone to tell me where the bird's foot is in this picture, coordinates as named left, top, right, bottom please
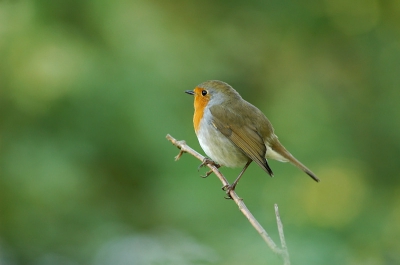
left=198, top=158, right=220, bottom=178
left=197, top=157, right=220, bottom=170
left=222, top=184, right=237, bottom=200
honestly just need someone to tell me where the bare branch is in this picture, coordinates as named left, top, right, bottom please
left=275, top=204, right=290, bottom=265
left=166, top=134, right=291, bottom=264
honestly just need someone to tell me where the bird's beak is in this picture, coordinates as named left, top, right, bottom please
left=185, top=90, right=195, bottom=95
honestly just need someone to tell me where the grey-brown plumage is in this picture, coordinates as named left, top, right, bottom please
left=186, top=80, right=319, bottom=191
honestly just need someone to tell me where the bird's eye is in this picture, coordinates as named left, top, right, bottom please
left=201, top=90, right=207, bottom=96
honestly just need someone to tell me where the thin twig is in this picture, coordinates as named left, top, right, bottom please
left=275, top=204, right=290, bottom=265
left=166, top=134, right=290, bottom=263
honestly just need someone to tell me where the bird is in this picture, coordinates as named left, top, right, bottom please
left=185, top=80, right=319, bottom=193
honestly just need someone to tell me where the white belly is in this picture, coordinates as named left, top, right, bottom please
left=196, top=119, right=249, bottom=168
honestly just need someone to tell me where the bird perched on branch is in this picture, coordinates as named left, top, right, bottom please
left=185, top=80, right=319, bottom=193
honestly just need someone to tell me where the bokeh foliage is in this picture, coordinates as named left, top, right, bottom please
left=1, top=0, right=400, bottom=264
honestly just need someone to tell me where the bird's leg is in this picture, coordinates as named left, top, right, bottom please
left=198, top=157, right=220, bottom=178
left=223, top=160, right=252, bottom=198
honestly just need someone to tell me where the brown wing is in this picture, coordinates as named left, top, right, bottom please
left=210, top=105, right=273, bottom=176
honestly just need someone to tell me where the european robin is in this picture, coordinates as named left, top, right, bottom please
left=185, top=80, right=319, bottom=193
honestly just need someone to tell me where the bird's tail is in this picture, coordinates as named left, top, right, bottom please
left=270, top=140, right=320, bottom=182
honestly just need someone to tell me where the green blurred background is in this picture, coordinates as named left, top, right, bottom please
left=1, top=0, right=400, bottom=264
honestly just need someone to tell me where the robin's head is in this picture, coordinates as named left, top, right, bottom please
left=185, top=80, right=241, bottom=108
left=185, top=80, right=241, bottom=132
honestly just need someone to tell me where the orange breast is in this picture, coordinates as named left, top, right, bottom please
left=193, top=87, right=210, bottom=133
